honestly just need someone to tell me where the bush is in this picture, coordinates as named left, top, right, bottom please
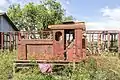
left=0, top=50, right=16, bottom=80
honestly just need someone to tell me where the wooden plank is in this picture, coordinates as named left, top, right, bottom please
left=118, top=32, right=120, bottom=53
left=107, top=33, right=110, bottom=51
left=1, top=32, right=4, bottom=50
left=14, top=60, right=81, bottom=63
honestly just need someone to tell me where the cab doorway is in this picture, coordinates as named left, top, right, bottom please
left=64, top=29, right=75, bottom=60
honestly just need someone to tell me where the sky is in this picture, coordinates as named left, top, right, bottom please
left=0, top=0, right=120, bottom=30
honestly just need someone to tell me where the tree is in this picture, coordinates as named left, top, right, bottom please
left=7, top=4, right=23, bottom=30
left=22, top=3, right=38, bottom=31
left=43, top=0, right=64, bottom=24
left=63, top=15, right=75, bottom=21
left=7, top=0, right=73, bottom=31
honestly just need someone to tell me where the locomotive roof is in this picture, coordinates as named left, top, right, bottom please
left=48, top=21, right=85, bottom=30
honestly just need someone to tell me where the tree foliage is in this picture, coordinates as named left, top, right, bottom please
left=63, top=15, right=75, bottom=21
left=7, top=0, right=71, bottom=31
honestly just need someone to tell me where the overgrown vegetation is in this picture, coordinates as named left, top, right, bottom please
left=0, top=50, right=16, bottom=80
left=1, top=51, right=120, bottom=80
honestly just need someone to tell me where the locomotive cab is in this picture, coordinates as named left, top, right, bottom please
left=48, top=21, right=86, bottom=61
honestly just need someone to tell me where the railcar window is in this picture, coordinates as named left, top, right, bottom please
left=55, top=31, right=62, bottom=41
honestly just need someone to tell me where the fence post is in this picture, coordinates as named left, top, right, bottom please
left=107, top=33, right=110, bottom=52
left=18, top=32, right=21, bottom=41
left=91, top=34, right=94, bottom=54
left=14, top=32, right=17, bottom=49
left=9, top=32, right=14, bottom=51
left=118, top=31, right=120, bottom=58
left=1, top=32, right=4, bottom=50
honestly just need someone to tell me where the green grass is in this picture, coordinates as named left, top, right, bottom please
left=1, top=50, right=120, bottom=80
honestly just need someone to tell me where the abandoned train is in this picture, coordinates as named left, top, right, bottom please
left=17, top=21, right=86, bottom=62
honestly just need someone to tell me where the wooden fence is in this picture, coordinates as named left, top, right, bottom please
left=0, top=32, right=18, bottom=50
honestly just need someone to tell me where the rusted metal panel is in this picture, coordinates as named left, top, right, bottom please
left=17, top=44, right=26, bottom=60
left=20, top=40, right=53, bottom=44
left=48, top=22, right=85, bottom=30
left=27, top=44, right=53, bottom=60
left=17, top=40, right=53, bottom=60
left=75, top=29, right=83, bottom=60
left=67, top=45, right=75, bottom=61
left=53, top=30, right=64, bottom=60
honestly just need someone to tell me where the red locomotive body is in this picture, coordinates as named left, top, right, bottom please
left=17, top=21, right=86, bottom=62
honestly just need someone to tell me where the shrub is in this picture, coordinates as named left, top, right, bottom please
left=0, top=50, right=16, bottom=80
